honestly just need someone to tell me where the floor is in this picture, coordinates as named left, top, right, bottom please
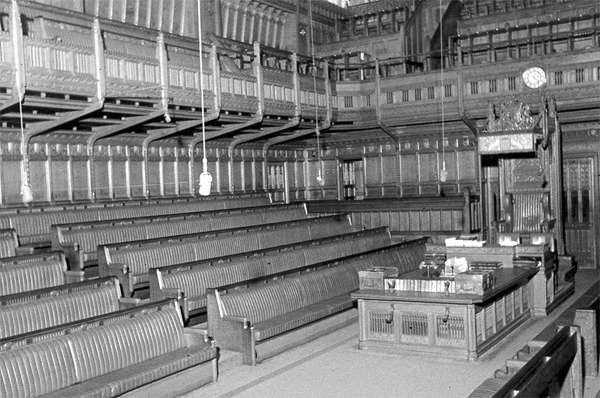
left=181, top=270, right=600, bottom=398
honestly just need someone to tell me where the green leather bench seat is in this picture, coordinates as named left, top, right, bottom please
left=155, top=228, right=390, bottom=319
left=0, top=228, right=17, bottom=258
left=254, top=295, right=354, bottom=341
left=0, top=252, right=81, bottom=296
left=99, top=214, right=352, bottom=296
left=207, top=238, right=429, bottom=365
left=52, top=204, right=306, bottom=270
left=0, top=193, right=269, bottom=246
left=0, top=305, right=217, bottom=398
left=0, top=277, right=121, bottom=339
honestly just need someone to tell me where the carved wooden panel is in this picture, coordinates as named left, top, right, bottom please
left=401, top=154, right=418, bottom=183
left=563, top=155, right=597, bottom=269
left=129, top=161, right=144, bottom=198
left=112, top=160, right=128, bottom=199
left=163, top=161, right=176, bottom=195
left=50, top=160, right=70, bottom=201
left=94, top=161, right=110, bottom=199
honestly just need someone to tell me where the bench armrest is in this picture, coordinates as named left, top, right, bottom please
left=60, top=241, right=84, bottom=271
left=105, top=262, right=133, bottom=297
left=64, top=270, right=85, bottom=283
left=161, top=288, right=190, bottom=321
left=214, top=315, right=255, bottom=365
left=223, top=315, right=251, bottom=328
left=15, top=246, right=35, bottom=256
left=119, top=297, right=141, bottom=309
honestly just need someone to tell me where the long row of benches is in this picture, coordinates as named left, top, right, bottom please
left=0, top=277, right=139, bottom=339
left=52, top=203, right=308, bottom=269
left=0, top=252, right=83, bottom=296
left=0, top=300, right=218, bottom=398
left=0, top=193, right=271, bottom=246
left=207, top=238, right=428, bottom=365
left=150, top=227, right=392, bottom=320
left=99, top=214, right=354, bottom=296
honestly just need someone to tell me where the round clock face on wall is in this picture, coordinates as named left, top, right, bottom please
left=522, top=66, right=547, bottom=89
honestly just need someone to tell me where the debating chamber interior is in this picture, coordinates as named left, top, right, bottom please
left=1, top=0, right=600, bottom=396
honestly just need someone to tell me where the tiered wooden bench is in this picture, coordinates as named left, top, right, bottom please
left=0, top=193, right=270, bottom=247
left=207, top=238, right=428, bottom=365
left=0, top=276, right=138, bottom=339
left=150, top=227, right=392, bottom=320
left=0, top=228, right=34, bottom=258
left=0, top=299, right=217, bottom=397
left=99, top=214, right=353, bottom=296
left=52, top=203, right=307, bottom=270
left=468, top=281, right=600, bottom=397
left=0, top=252, right=83, bottom=296
left=467, top=326, right=582, bottom=398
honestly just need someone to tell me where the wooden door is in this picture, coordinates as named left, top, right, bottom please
left=563, top=155, right=597, bottom=269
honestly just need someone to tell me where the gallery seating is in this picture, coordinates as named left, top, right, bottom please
left=0, top=300, right=218, bottom=398
left=52, top=203, right=307, bottom=270
left=207, top=237, right=428, bottom=365
left=0, top=252, right=83, bottom=296
left=98, top=214, right=353, bottom=296
left=0, top=276, right=138, bottom=339
left=0, top=193, right=270, bottom=247
left=149, top=227, right=392, bottom=320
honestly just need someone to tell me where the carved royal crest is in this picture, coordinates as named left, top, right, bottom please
left=486, top=101, right=537, bottom=133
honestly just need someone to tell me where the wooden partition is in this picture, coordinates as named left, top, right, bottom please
left=306, top=190, right=480, bottom=240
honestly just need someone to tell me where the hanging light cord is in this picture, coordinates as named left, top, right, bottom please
left=440, top=0, right=446, bottom=174
left=197, top=0, right=207, bottom=174
left=308, top=0, right=322, bottom=181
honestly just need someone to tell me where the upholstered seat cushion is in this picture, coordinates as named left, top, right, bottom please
left=0, top=261, right=66, bottom=296
left=42, top=345, right=218, bottom=398
left=253, top=295, right=353, bottom=341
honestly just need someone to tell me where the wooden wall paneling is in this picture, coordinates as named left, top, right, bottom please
left=49, top=144, right=70, bottom=202
left=232, top=159, right=243, bottom=192
left=71, top=159, right=89, bottom=201
left=365, top=155, right=381, bottom=197
left=92, top=146, right=111, bottom=199
left=1, top=156, right=20, bottom=205
left=381, top=153, right=399, bottom=197
left=243, top=158, right=252, bottom=191
left=400, top=152, right=418, bottom=195
left=255, top=158, right=264, bottom=191
left=146, top=147, right=161, bottom=197
left=419, top=152, right=438, bottom=195
left=322, top=159, right=337, bottom=199
left=219, top=157, right=229, bottom=193
left=161, top=146, right=177, bottom=195
left=177, top=147, right=189, bottom=196
left=129, top=155, right=144, bottom=198
left=112, top=157, right=129, bottom=199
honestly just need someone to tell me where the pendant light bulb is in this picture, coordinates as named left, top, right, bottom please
left=21, top=182, right=33, bottom=204
left=199, top=157, right=212, bottom=196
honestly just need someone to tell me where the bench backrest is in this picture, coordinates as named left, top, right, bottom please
left=157, top=229, right=390, bottom=301
left=221, top=265, right=358, bottom=324
left=0, top=306, right=185, bottom=398
left=0, top=279, right=121, bottom=338
left=0, top=195, right=270, bottom=245
left=100, top=215, right=352, bottom=278
left=0, top=253, right=68, bottom=296
left=0, top=229, right=17, bottom=258
left=53, top=204, right=307, bottom=254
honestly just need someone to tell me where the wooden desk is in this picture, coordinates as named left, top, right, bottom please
left=351, top=268, right=537, bottom=360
